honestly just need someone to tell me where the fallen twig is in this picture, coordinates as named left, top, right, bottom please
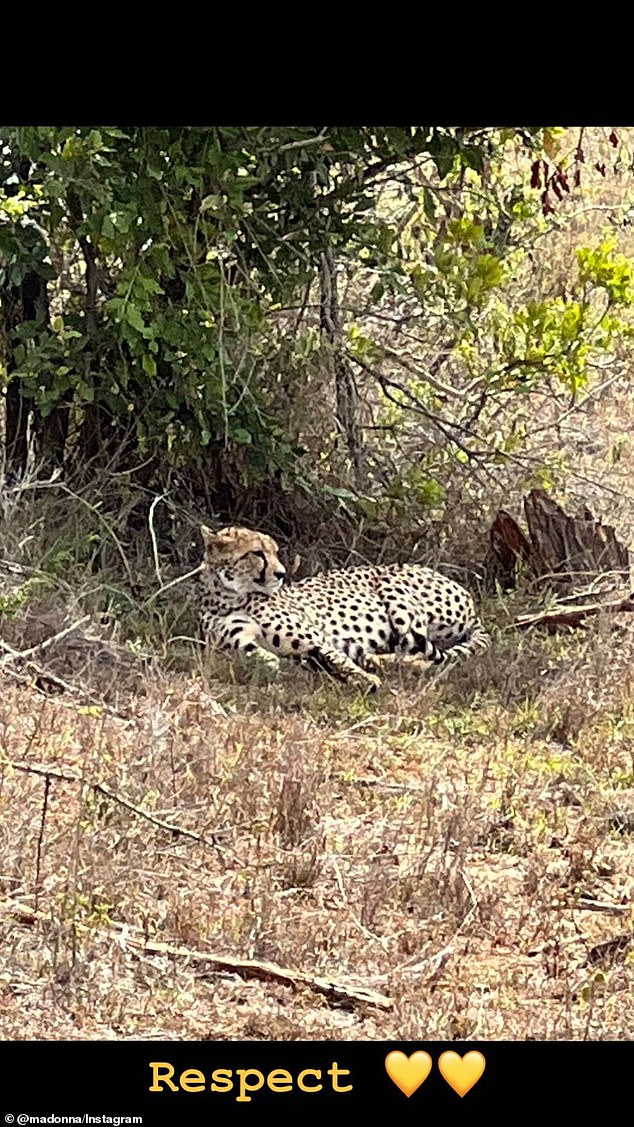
left=114, top=926, right=393, bottom=1011
left=573, top=898, right=628, bottom=916
left=0, top=622, right=136, bottom=716
left=1, top=663, right=131, bottom=720
left=582, top=932, right=633, bottom=966
left=0, top=615, right=91, bottom=666
left=0, top=649, right=91, bottom=697
left=515, top=595, right=634, bottom=631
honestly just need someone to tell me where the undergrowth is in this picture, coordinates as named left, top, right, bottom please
left=0, top=478, right=633, bottom=1041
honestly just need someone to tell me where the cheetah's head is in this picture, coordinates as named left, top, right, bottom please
left=200, top=525, right=287, bottom=597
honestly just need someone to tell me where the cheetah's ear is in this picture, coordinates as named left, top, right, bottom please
left=201, top=524, right=244, bottom=558
left=200, top=525, right=223, bottom=555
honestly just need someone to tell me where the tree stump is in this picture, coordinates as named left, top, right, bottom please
left=485, top=489, right=631, bottom=596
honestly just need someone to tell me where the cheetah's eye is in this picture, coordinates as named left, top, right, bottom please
left=238, top=550, right=268, bottom=563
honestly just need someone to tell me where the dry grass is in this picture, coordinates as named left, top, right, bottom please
left=2, top=127, right=634, bottom=1043
left=1, top=607, right=633, bottom=1042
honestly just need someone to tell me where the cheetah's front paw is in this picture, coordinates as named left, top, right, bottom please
left=353, top=669, right=381, bottom=692
left=250, top=651, right=281, bottom=678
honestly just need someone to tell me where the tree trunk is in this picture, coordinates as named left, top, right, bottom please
left=17, top=269, right=69, bottom=476
left=4, top=374, right=29, bottom=481
left=319, top=248, right=362, bottom=485
left=2, top=286, right=29, bottom=480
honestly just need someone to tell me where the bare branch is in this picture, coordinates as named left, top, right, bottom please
left=8, top=760, right=228, bottom=855
left=148, top=494, right=166, bottom=586
left=277, top=129, right=328, bottom=153
left=0, top=615, right=90, bottom=667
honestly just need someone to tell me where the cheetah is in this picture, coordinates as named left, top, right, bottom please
left=199, top=525, right=490, bottom=688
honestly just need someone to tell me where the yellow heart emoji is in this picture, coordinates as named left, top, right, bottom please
left=438, top=1050, right=486, bottom=1097
left=385, top=1050, right=433, bottom=1098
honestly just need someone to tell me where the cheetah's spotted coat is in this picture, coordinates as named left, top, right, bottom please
left=199, top=525, right=490, bottom=688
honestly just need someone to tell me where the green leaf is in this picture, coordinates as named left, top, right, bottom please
left=233, top=427, right=252, bottom=445
left=78, top=381, right=95, bottom=403
left=124, top=304, right=145, bottom=332
left=422, top=188, right=436, bottom=221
